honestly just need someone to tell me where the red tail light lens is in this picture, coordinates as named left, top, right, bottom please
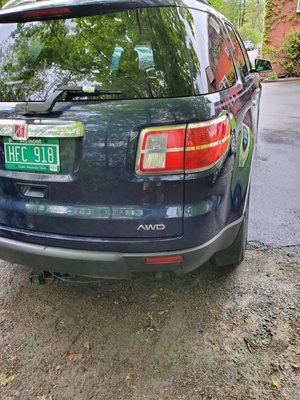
left=136, top=125, right=186, bottom=175
left=185, top=115, right=231, bottom=172
left=136, top=115, right=230, bottom=175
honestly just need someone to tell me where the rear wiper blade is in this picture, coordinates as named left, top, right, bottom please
left=15, top=86, right=122, bottom=115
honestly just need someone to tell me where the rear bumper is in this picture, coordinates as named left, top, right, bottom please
left=0, top=218, right=243, bottom=279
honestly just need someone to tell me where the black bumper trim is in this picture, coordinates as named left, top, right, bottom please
left=0, top=217, right=243, bottom=279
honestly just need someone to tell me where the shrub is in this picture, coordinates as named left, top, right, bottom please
left=264, top=29, right=300, bottom=76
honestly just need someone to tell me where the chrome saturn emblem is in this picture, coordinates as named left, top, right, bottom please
left=12, top=122, right=28, bottom=141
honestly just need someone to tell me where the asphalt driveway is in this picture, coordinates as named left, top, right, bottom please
left=249, top=80, right=300, bottom=247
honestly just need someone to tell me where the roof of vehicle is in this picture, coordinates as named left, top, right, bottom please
left=1, top=0, right=210, bottom=11
left=0, top=0, right=218, bottom=23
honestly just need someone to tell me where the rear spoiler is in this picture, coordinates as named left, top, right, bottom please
left=0, top=0, right=181, bottom=23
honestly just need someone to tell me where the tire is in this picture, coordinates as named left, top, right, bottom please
left=213, top=199, right=249, bottom=268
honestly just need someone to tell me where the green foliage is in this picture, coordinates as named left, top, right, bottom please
left=210, top=0, right=265, bottom=44
left=0, top=373, right=16, bottom=387
left=281, top=29, right=300, bottom=75
left=264, top=29, right=300, bottom=76
left=239, top=23, right=262, bottom=45
left=265, top=70, right=278, bottom=80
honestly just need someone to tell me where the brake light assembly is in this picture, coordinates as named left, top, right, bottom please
left=21, top=7, right=71, bottom=19
left=136, top=115, right=231, bottom=175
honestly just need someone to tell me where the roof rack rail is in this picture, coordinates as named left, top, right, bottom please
left=1, top=0, right=38, bottom=9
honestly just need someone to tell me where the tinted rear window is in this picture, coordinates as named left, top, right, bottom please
left=0, top=7, right=193, bottom=102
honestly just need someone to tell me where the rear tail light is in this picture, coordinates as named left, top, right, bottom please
left=136, top=125, right=186, bottom=175
left=136, top=115, right=230, bottom=175
left=185, top=115, right=231, bottom=172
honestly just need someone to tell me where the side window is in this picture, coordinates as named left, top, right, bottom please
left=206, top=16, right=237, bottom=91
left=225, top=24, right=251, bottom=80
left=178, top=9, right=237, bottom=94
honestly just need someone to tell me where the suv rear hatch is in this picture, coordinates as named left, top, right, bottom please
left=0, top=5, right=199, bottom=239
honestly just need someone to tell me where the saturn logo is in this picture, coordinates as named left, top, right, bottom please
left=13, top=123, right=27, bottom=140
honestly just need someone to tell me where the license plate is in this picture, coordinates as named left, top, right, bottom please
left=4, top=137, right=60, bottom=173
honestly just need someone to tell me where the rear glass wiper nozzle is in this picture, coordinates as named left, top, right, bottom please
left=58, top=85, right=121, bottom=95
left=14, top=85, right=122, bottom=115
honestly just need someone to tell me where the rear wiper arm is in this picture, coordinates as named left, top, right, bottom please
left=15, top=86, right=122, bottom=115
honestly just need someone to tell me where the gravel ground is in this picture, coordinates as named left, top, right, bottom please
left=0, top=246, right=299, bottom=400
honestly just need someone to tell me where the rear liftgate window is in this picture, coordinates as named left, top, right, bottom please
left=0, top=8, right=195, bottom=102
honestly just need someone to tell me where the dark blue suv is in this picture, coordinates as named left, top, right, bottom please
left=0, top=0, right=271, bottom=279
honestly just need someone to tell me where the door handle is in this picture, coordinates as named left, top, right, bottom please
left=252, top=99, right=258, bottom=106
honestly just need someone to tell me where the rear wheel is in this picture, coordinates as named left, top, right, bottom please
left=213, top=199, right=249, bottom=268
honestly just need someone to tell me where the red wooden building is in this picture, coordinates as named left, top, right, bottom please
left=265, top=0, right=300, bottom=74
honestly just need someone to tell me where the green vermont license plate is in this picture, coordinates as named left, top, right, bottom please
left=4, top=137, right=60, bottom=173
